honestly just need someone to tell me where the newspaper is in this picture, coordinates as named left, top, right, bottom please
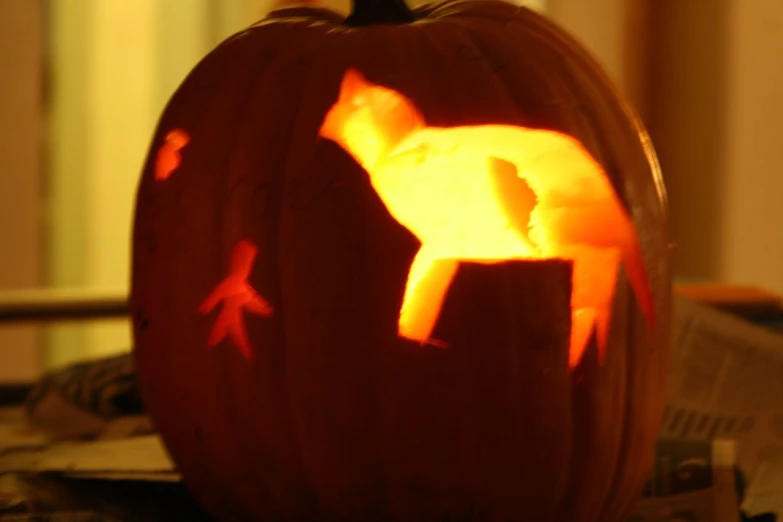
left=0, top=432, right=176, bottom=479
left=0, top=407, right=177, bottom=482
left=627, top=438, right=740, bottom=522
left=644, top=295, right=783, bottom=519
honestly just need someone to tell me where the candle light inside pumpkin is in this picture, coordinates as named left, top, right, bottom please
left=320, top=68, right=655, bottom=367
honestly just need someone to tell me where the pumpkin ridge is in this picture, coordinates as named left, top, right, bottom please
left=597, top=287, right=647, bottom=521
left=203, top=28, right=302, bottom=516
left=271, top=27, right=383, bottom=515
left=271, top=26, right=353, bottom=516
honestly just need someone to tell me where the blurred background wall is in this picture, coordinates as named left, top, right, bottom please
left=0, top=1, right=44, bottom=381
left=0, top=0, right=781, bottom=375
left=646, top=0, right=783, bottom=294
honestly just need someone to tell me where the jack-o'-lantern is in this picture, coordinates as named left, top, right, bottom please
left=131, top=0, right=671, bottom=520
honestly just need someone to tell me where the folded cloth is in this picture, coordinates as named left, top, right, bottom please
left=23, top=353, right=151, bottom=441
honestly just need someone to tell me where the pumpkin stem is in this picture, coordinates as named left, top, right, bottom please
left=344, top=0, right=416, bottom=26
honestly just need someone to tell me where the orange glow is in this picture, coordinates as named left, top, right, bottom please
left=155, top=129, right=189, bottom=181
left=199, top=239, right=274, bottom=360
left=320, top=69, right=655, bottom=367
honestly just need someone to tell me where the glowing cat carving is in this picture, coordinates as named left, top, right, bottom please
left=319, top=68, right=654, bottom=367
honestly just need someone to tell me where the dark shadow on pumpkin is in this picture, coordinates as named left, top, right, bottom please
left=364, top=259, right=574, bottom=522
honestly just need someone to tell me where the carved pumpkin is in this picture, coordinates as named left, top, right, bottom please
left=131, top=0, right=671, bottom=520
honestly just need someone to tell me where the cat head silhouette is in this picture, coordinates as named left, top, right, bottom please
left=319, top=68, right=424, bottom=169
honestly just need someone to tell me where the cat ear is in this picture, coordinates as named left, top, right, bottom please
left=339, top=68, right=370, bottom=101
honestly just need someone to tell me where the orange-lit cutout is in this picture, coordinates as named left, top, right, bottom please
left=199, top=239, right=274, bottom=360
left=155, top=129, right=190, bottom=181
left=319, top=69, right=655, bottom=367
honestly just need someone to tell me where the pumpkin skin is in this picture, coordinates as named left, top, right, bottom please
left=130, top=1, right=671, bottom=521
